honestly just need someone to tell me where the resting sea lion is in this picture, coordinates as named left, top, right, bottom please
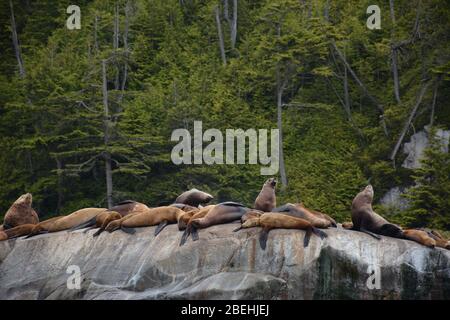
left=350, top=185, right=403, bottom=240
left=272, top=203, right=336, bottom=228
left=180, top=202, right=248, bottom=246
left=179, top=205, right=216, bottom=245
left=25, top=208, right=106, bottom=238
left=232, top=209, right=264, bottom=232
left=0, top=224, right=36, bottom=241
left=175, top=188, right=213, bottom=207
left=3, top=193, right=39, bottom=229
left=238, top=212, right=327, bottom=249
left=417, top=229, right=450, bottom=249
left=254, top=178, right=277, bottom=212
left=24, top=216, right=65, bottom=238
left=402, top=229, right=436, bottom=248
left=105, top=206, right=187, bottom=236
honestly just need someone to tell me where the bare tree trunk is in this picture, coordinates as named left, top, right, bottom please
left=276, top=68, right=288, bottom=189
left=113, top=3, right=120, bottom=90
left=343, top=48, right=351, bottom=119
left=332, top=41, right=389, bottom=136
left=389, top=0, right=401, bottom=104
left=94, top=15, right=99, bottom=53
left=102, top=60, right=113, bottom=209
left=429, top=80, right=439, bottom=126
left=230, top=0, right=237, bottom=49
left=389, top=81, right=430, bottom=163
left=214, top=6, right=227, bottom=66
left=9, top=0, right=25, bottom=78
left=119, top=1, right=130, bottom=102
left=56, top=158, right=63, bottom=213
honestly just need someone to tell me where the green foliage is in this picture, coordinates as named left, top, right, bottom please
left=0, top=0, right=449, bottom=231
left=401, top=128, right=450, bottom=229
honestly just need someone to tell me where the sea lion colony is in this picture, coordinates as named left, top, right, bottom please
left=0, top=182, right=449, bottom=251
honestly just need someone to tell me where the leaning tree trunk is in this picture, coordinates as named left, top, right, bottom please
left=230, top=0, right=237, bottom=50
left=102, top=59, right=113, bottom=209
left=9, top=0, right=25, bottom=78
left=389, top=82, right=430, bottom=164
left=113, top=3, right=120, bottom=90
left=389, top=0, right=401, bottom=104
left=214, top=6, right=227, bottom=65
left=276, top=69, right=288, bottom=189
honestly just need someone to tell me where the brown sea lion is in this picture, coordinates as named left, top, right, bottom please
left=25, top=208, right=106, bottom=238
left=350, top=185, right=403, bottom=240
left=106, top=206, right=187, bottom=236
left=232, top=209, right=264, bottom=232
left=179, top=205, right=216, bottom=245
left=272, top=203, right=335, bottom=228
left=3, top=193, right=39, bottom=229
left=24, top=216, right=65, bottom=238
left=402, top=229, right=436, bottom=248
left=81, top=200, right=149, bottom=236
left=180, top=202, right=248, bottom=246
left=0, top=224, right=36, bottom=241
left=254, top=178, right=277, bottom=212
left=175, top=188, right=213, bottom=207
left=239, top=212, right=328, bottom=249
left=95, top=211, right=142, bottom=236
left=418, top=229, right=450, bottom=249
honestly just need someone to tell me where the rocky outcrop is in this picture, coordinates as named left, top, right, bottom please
left=0, top=223, right=449, bottom=300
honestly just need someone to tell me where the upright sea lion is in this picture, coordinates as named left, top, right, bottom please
left=3, top=193, right=39, bottom=229
left=238, top=212, right=328, bottom=249
left=272, top=203, right=335, bottom=228
left=180, top=202, right=248, bottom=246
left=254, top=178, right=277, bottom=212
left=175, top=188, right=213, bottom=207
left=350, top=185, right=403, bottom=240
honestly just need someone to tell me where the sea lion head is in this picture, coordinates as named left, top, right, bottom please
left=358, top=185, right=374, bottom=203
left=15, top=193, right=32, bottom=207
left=265, top=178, right=277, bottom=188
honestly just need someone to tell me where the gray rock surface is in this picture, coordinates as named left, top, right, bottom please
left=0, top=223, right=449, bottom=300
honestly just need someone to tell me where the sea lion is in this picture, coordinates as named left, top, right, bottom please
left=24, top=216, right=65, bottom=238
left=25, top=208, right=106, bottom=238
left=3, top=193, right=39, bottom=229
left=402, top=229, right=436, bottom=248
left=77, top=200, right=149, bottom=236
left=418, top=229, right=450, bottom=249
left=232, top=209, right=264, bottom=232
left=105, top=206, right=187, bottom=236
left=254, top=178, right=277, bottom=212
left=175, top=188, right=213, bottom=207
left=179, top=205, right=216, bottom=245
left=0, top=224, right=36, bottom=241
left=350, top=185, right=403, bottom=240
left=272, top=203, right=335, bottom=228
left=180, top=202, right=248, bottom=246
left=238, top=212, right=328, bottom=249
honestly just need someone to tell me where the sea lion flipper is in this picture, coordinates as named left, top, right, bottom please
left=360, top=228, right=381, bottom=240
left=92, top=228, right=104, bottom=237
left=259, top=229, right=269, bottom=250
left=233, top=225, right=243, bottom=232
left=191, top=226, right=199, bottom=241
left=155, top=220, right=169, bottom=236
left=121, top=227, right=136, bottom=234
left=312, top=227, right=328, bottom=240
left=69, top=216, right=97, bottom=232
left=303, top=228, right=312, bottom=247
left=25, top=230, right=48, bottom=239
left=180, top=228, right=190, bottom=246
